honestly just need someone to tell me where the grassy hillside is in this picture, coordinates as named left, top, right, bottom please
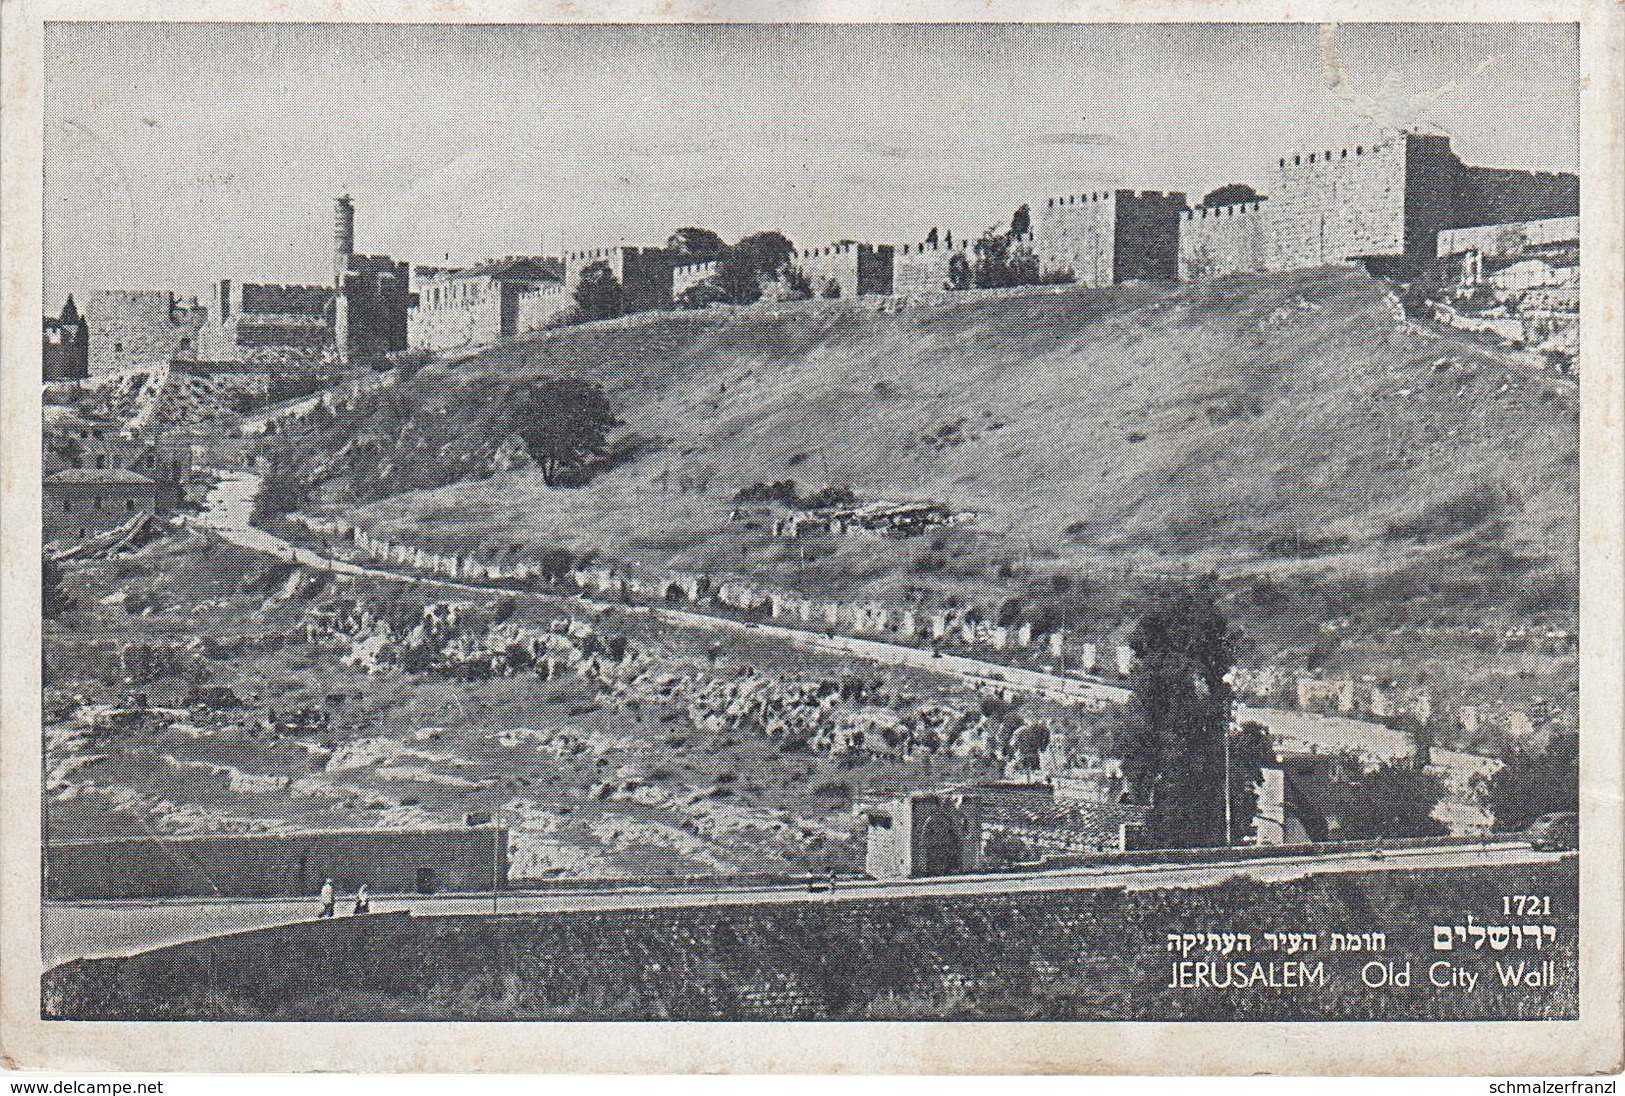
left=266, top=269, right=1578, bottom=707
left=44, top=859, right=1579, bottom=1021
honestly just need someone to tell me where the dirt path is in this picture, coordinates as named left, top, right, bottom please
left=193, top=471, right=1494, bottom=813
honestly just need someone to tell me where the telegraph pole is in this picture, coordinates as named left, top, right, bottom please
left=490, top=813, right=501, bottom=914
left=1222, top=719, right=1234, bottom=845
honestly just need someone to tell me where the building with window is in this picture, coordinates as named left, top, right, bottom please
left=43, top=469, right=161, bottom=541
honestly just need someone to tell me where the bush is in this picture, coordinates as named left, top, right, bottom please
left=734, top=480, right=800, bottom=504
left=799, top=485, right=858, bottom=510
left=675, top=278, right=733, bottom=310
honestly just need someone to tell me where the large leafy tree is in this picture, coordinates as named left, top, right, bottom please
left=1201, top=183, right=1261, bottom=208
left=666, top=227, right=725, bottom=257
left=1120, top=584, right=1270, bottom=847
left=714, top=231, right=796, bottom=304
left=510, top=376, right=621, bottom=486
left=1339, top=759, right=1448, bottom=840
left=1482, top=732, right=1579, bottom=831
left=572, top=260, right=624, bottom=321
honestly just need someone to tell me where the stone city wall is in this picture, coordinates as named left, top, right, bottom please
left=892, top=239, right=972, bottom=295
left=408, top=274, right=506, bottom=351
left=85, top=290, right=207, bottom=375
left=1265, top=137, right=1411, bottom=269
left=516, top=281, right=571, bottom=332
left=1179, top=201, right=1269, bottom=280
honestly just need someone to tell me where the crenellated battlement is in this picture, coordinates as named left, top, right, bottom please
left=1276, top=139, right=1392, bottom=170
left=1184, top=200, right=1267, bottom=220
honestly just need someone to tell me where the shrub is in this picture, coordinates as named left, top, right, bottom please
left=734, top=480, right=800, bottom=504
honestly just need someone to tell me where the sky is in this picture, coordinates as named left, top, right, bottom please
left=43, top=22, right=1580, bottom=307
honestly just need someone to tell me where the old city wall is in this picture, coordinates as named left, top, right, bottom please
left=240, top=283, right=332, bottom=315
left=1179, top=201, right=1269, bottom=280
left=516, top=281, right=571, bottom=332
left=1034, top=193, right=1117, bottom=286
left=1265, top=138, right=1409, bottom=270
left=341, top=256, right=414, bottom=356
left=797, top=245, right=863, bottom=298
left=85, top=291, right=207, bottom=375
left=1401, top=133, right=1462, bottom=261
left=671, top=259, right=719, bottom=299
left=566, top=247, right=675, bottom=314
left=46, top=827, right=508, bottom=899
left=1111, top=192, right=1186, bottom=281
left=856, top=244, right=895, bottom=296
left=892, top=240, right=970, bottom=295
left=619, top=247, right=677, bottom=313
left=408, top=276, right=505, bottom=351
left=1454, top=166, right=1580, bottom=232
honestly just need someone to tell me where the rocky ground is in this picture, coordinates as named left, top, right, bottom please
left=44, top=530, right=1125, bottom=880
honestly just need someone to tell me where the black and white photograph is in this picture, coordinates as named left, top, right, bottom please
left=4, top=4, right=1622, bottom=1076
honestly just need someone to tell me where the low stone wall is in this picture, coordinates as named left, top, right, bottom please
left=46, top=826, right=508, bottom=899
left=43, top=859, right=1578, bottom=1021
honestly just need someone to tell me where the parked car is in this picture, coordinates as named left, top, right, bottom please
left=1525, top=811, right=1579, bottom=851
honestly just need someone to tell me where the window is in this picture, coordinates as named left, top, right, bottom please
left=94, top=454, right=107, bottom=469
left=61, top=499, right=72, bottom=513
left=91, top=496, right=102, bottom=510
left=125, top=498, right=137, bottom=512
left=114, top=342, right=123, bottom=352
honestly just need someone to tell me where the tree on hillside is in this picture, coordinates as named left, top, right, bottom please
left=714, top=231, right=797, bottom=304
left=973, top=228, right=1041, bottom=289
left=43, top=555, right=71, bottom=619
left=1202, top=183, right=1260, bottom=208
left=945, top=251, right=972, bottom=291
left=1119, top=584, right=1271, bottom=847
left=1010, top=203, right=1031, bottom=237
left=511, top=376, right=621, bottom=486
left=1338, top=759, right=1448, bottom=840
left=572, top=260, right=624, bottom=322
left=666, top=227, right=725, bottom=257
left=1482, top=732, right=1579, bottom=832
left=675, top=278, right=732, bottom=310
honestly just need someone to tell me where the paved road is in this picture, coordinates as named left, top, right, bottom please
left=42, top=841, right=1560, bottom=968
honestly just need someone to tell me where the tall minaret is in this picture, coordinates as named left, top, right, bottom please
left=333, top=194, right=355, bottom=362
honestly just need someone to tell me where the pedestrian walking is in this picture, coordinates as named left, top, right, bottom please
left=352, top=884, right=371, bottom=916
left=318, top=878, right=335, bottom=918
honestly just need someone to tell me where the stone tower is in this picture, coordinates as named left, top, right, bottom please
left=333, top=195, right=355, bottom=361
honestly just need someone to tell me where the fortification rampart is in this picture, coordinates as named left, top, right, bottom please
left=1454, top=166, right=1579, bottom=231
left=408, top=272, right=506, bottom=351
left=84, top=290, right=207, bottom=375
left=1266, top=138, right=1410, bottom=269
left=892, top=238, right=972, bottom=295
left=672, top=259, right=719, bottom=299
left=796, top=242, right=895, bottom=298
left=1034, top=191, right=1118, bottom=286
left=516, top=281, right=570, bottom=332
left=1033, top=190, right=1184, bottom=286
left=563, top=246, right=676, bottom=314
left=1179, top=200, right=1270, bottom=280
left=239, top=282, right=332, bottom=316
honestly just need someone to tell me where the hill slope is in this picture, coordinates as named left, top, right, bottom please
left=321, top=269, right=1573, bottom=567
left=269, top=268, right=1578, bottom=701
